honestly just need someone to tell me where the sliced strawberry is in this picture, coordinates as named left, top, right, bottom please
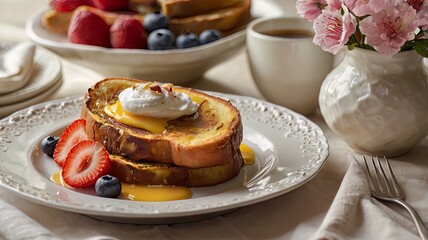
left=62, top=140, right=111, bottom=188
left=53, top=119, right=88, bottom=167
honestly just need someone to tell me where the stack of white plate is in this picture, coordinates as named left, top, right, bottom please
left=0, top=44, right=62, bottom=118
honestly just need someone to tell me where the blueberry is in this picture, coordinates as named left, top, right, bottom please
left=95, top=175, right=122, bottom=198
left=199, top=29, right=222, bottom=45
left=41, top=136, right=59, bottom=157
left=147, top=29, right=175, bottom=50
left=176, top=32, right=199, bottom=49
left=143, top=11, right=169, bottom=34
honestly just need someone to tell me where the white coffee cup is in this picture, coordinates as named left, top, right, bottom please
left=246, top=16, right=334, bottom=115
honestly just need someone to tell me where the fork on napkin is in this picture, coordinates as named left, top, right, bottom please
left=0, top=42, right=35, bottom=94
left=313, top=155, right=427, bottom=240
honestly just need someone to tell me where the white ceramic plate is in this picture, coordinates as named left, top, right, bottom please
left=0, top=43, right=62, bottom=106
left=25, top=7, right=247, bottom=84
left=0, top=93, right=329, bottom=224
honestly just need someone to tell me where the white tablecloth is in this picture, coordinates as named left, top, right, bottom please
left=1, top=1, right=427, bottom=239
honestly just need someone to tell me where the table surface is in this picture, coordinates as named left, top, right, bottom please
left=1, top=1, right=427, bottom=240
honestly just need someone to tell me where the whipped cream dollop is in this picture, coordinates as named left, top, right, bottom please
left=118, top=82, right=199, bottom=119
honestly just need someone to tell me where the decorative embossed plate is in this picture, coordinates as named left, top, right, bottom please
left=0, top=93, right=328, bottom=224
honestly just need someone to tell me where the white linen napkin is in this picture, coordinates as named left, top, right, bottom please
left=313, top=156, right=423, bottom=240
left=0, top=42, right=35, bottom=94
left=0, top=199, right=60, bottom=240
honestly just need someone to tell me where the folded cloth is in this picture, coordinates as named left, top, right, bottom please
left=313, top=156, right=421, bottom=240
left=0, top=42, right=35, bottom=94
left=0, top=199, right=60, bottom=240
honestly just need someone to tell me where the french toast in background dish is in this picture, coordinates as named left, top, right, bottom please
left=80, top=78, right=244, bottom=187
left=158, top=0, right=243, bottom=18
left=42, top=0, right=251, bottom=35
left=169, top=0, right=251, bottom=35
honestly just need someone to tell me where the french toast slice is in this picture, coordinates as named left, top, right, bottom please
left=41, top=10, right=74, bottom=34
left=109, top=153, right=242, bottom=187
left=169, top=0, right=251, bottom=35
left=158, top=0, right=243, bottom=18
left=81, top=78, right=244, bottom=169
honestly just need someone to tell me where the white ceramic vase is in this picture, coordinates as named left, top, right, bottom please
left=319, top=48, right=428, bottom=157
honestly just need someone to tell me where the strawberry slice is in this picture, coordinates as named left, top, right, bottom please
left=62, top=140, right=111, bottom=188
left=53, top=119, right=88, bottom=167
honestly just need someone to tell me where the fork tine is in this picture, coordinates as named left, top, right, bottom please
left=369, top=155, right=387, bottom=193
left=374, top=156, right=393, bottom=195
left=362, top=155, right=377, bottom=192
left=383, top=156, right=403, bottom=198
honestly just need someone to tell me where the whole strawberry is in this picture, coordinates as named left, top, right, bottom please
left=110, top=17, right=147, bottom=49
left=92, top=0, right=129, bottom=11
left=50, top=0, right=92, bottom=12
left=67, top=9, right=111, bottom=48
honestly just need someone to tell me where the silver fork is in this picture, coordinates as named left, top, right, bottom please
left=361, top=155, right=428, bottom=240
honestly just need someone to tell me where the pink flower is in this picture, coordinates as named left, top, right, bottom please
left=417, top=7, right=428, bottom=30
left=360, top=2, right=418, bottom=56
left=407, top=0, right=428, bottom=30
left=326, top=0, right=342, bottom=10
left=349, top=0, right=387, bottom=15
left=296, top=0, right=328, bottom=22
left=313, top=6, right=357, bottom=54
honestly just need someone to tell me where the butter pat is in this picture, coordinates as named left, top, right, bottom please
left=0, top=42, right=35, bottom=94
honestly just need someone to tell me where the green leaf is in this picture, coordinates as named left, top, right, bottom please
left=418, top=39, right=428, bottom=47
left=401, top=41, right=413, bottom=51
left=414, top=41, right=428, bottom=57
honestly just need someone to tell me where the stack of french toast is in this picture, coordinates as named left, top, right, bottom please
left=80, top=78, right=244, bottom=187
left=42, top=0, right=251, bottom=36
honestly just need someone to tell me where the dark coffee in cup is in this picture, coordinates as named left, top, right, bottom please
left=262, top=29, right=314, bottom=38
